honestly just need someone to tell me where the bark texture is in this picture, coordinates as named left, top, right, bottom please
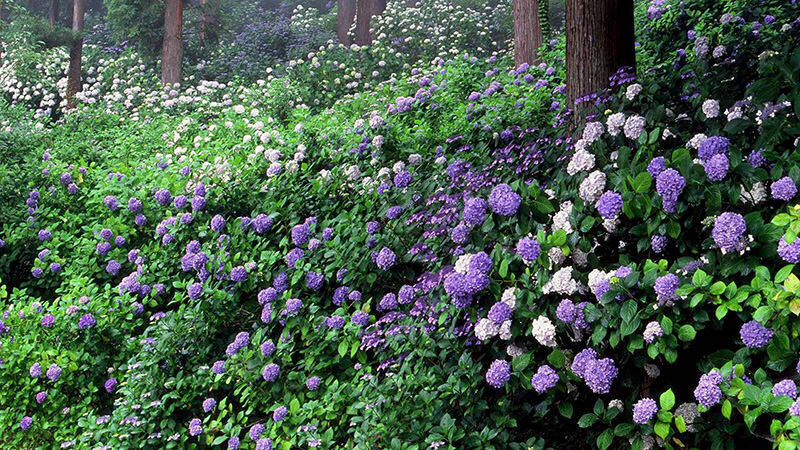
left=354, top=0, right=386, bottom=46
left=48, top=0, right=59, bottom=26
left=66, top=0, right=85, bottom=109
left=565, top=0, right=635, bottom=108
left=513, top=0, right=542, bottom=67
left=161, top=0, right=183, bottom=86
left=337, top=0, right=356, bottom=45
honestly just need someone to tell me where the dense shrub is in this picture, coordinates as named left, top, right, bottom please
left=2, top=0, right=800, bottom=449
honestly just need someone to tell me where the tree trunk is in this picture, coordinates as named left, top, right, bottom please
left=200, top=0, right=206, bottom=40
left=161, top=0, right=183, bottom=86
left=65, top=0, right=85, bottom=109
left=513, top=0, right=542, bottom=68
left=565, top=0, right=635, bottom=108
left=337, top=0, right=356, bottom=45
left=48, top=0, right=59, bottom=26
left=199, top=0, right=219, bottom=43
left=354, top=0, right=385, bottom=46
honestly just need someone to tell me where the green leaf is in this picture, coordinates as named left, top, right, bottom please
left=290, top=397, right=300, bottom=414
left=337, top=341, right=348, bottom=358
left=659, top=389, right=675, bottom=411
left=621, top=300, right=637, bottom=324
left=721, top=399, right=732, bottom=419
left=709, top=281, right=726, bottom=295
left=654, top=421, right=670, bottom=439
left=499, top=259, right=509, bottom=278
left=558, top=402, right=573, bottom=419
left=547, top=349, right=566, bottom=369
left=596, top=429, right=614, bottom=450
left=674, top=415, right=686, bottom=433
left=776, top=265, right=795, bottom=283
left=632, top=172, right=652, bottom=194
left=577, top=413, right=597, bottom=428
left=678, top=325, right=696, bottom=342
left=614, top=423, right=635, bottom=437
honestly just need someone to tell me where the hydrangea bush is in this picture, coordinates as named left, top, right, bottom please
left=1, top=0, right=800, bottom=449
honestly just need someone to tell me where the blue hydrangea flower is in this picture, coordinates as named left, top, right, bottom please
left=485, top=359, right=511, bottom=388
left=632, top=398, right=658, bottom=424
left=488, top=184, right=521, bottom=216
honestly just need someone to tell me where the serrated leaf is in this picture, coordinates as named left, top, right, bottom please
left=654, top=421, right=670, bottom=439
left=678, top=325, right=696, bottom=342
left=660, top=389, right=675, bottom=410
left=721, top=399, right=732, bottom=419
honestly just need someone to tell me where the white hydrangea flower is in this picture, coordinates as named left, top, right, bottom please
left=506, top=343, right=525, bottom=357
left=498, top=320, right=512, bottom=340
left=567, top=149, right=595, bottom=175
left=454, top=254, right=473, bottom=275
left=501, top=287, right=517, bottom=310
left=740, top=182, right=767, bottom=204
left=686, top=133, right=707, bottom=149
left=548, top=246, right=566, bottom=268
left=582, top=122, right=605, bottom=144
left=625, top=83, right=642, bottom=100
left=408, top=154, right=422, bottom=165
left=572, top=248, right=588, bottom=267
left=531, top=316, right=557, bottom=347
left=552, top=201, right=574, bottom=234
left=542, top=267, right=579, bottom=295
left=623, top=114, right=646, bottom=140
left=474, top=318, right=499, bottom=341
left=579, top=170, right=607, bottom=204
left=702, top=99, right=720, bottom=119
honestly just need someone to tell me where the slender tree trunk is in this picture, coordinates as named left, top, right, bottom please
left=200, top=0, right=206, bottom=40
left=354, top=0, right=385, bottom=46
left=48, top=0, right=59, bottom=26
left=337, top=0, right=356, bottom=45
left=513, top=0, right=542, bottom=67
left=565, top=0, right=635, bottom=108
left=161, top=0, right=183, bottom=86
left=66, top=0, right=85, bottom=109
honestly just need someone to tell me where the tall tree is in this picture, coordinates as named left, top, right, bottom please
left=354, top=0, right=385, bottom=46
left=513, top=0, right=542, bottom=67
left=199, top=0, right=220, bottom=43
left=337, top=0, right=356, bottom=45
left=161, top=0, right=183, bottom=85
left=65, top=0, right=85, bottom=108
left=48, top=0, right=59, bottom=26
left=565, top=0, right=635, bottom=108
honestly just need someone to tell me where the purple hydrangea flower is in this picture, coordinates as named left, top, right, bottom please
left=306, top=271, right=324, bottom=290
left=211, top=360, right=225, bottom=374
left=771, top=177, right=797, bottom=201
left=656, top=169, right=685, bottom=213
left=203, top=397, right=216, bottom=413
left=740, top=320, right=773, bottom=348
left=463, top=197, right=487, bottom=226
left=228, top=437, right=240, bottom=449
left=654, top=273, right=680, bottom=303
left=596, top=191, right=623, bottom=219
left=187, top=282, right=203, bottom=300
left=249, top=423, right=265, bottom=441
left=46, top=363, right=61, bottom=381
left=713, top=212, right=747, bottom=253
left=704, top=154, right=729, bottom=181
left=485, top=359, right=511, bottom=388
left=30, top=363, right=42, bottom=378
left=78, top=314, right=95, bottom=329
left=516, top=237, right=540, bottom=262
left=105, top=378, right=117, bottom=393
left=773, top=380, right=798, bottom=399
left=394, top=171, right=412, bottom=188
left=36, top=391, right=47, bottom=404
left=488, top=184, right=521, bottom=216
left=351, top=311, right=370, bottom=326
left=20, top=416, right=32, bottom=430
left=556, top=299, right=577, bottom=324
left=306, top=376, right=321, bottom=391
left=694, top=370, right=723, bottom=407
left=487, top=302, right=512, bottom=325
left=779, top=235, right=800, bottom=263
left=262, top=363, right=280, bottom=382
left=651, top=234, right=668, bottom=253
left=643, top=321, right=663, bottom=343
left=531, top=365, right=559, bottom=393
left=154, top=189, right=172, bottom=206
left=698, top=136, right=730, bottom=161
left=632, top=398, right=658, bottom=424
left=272, top=405, right=288, bottom=422
left=231, top=266, right=248, bottom=283
left=376, top=247, right=396, bottom=270
left=647, top=157, right=666, bottom=177
left=189, top=418, right=203, bottom=436
left=41, top=314, right=55, bottom=327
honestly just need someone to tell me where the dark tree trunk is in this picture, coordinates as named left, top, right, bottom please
left=354, top=0, right=385, bottom=46
left=66, top=0, right=85, bottom=109
left=48, top=0, right=59, bottom=26
left=337, top=0, right=356, bottom=45
left=513, top=0, right=542, bottom=67
left=199, top=0, right=219, bottom=42
left=162, top=0, right=183, bottom=86
left=565, top=0, right=635, bottom=108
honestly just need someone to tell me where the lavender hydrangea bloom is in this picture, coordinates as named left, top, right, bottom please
left=41, top=314, right=55, bottom=327
left=187, top=282, right=203, bottom=300
left=583, top=357, right=618, bottom=394
left=740, top=320, right=773, bottom=348
left=556, top=299, right=577, bottom=324
left=20, top=416, right=32, bottom=430
left=778, top=235, right=800, bottom=263
left=451, top=224, right=470, bottom=244
left=712, top=212, right=747, bottom=253
left=704, top=154, right=729, bottom=181
left=128, top=198, right=142, bottom=213
left=694, top=370, right=723, bottom=407
left=647, top=157, right=666, bottom=177
left=772, top=380, right=798, bottom=399
left=571, top=348, right=598, bottom=379
left=487, top=302, right=513, bottom=325
left=632, top=398, right=658, bottom=424
left=36, top=391, right=47, bottom=403
left=516, top=237, right=540, bottom=263
left=771, top=177, right=797, bottom=201
left=376, top=247, right=396, bottom=270
left=231, top=266, right=248, bottom=283
left=261, top=340, right=275, bottom=356
left=78, top=314, right=95, bottom=329
left=351, top=311, right=370, bottom=326
left=485, top=359, right=511, bottom=388
left=249, top=423, right=265, bottom=440
left=531, top=365, right=559, bottom=393
left=272, top=405, right=288, bottom=422
left=262, top=363, right=280, bottom=382
left=228, top=437, right=241, bottom=449
left=203, top=398, right=216, bottom=413
left=596, top=191, right=623, bottom=219
left=394, top=171, right=412, bottom=188
left=654, top=273, right=680, bottom=303
left=463, top=197, right=487, bottom=226
left=306, top=271, right=324, bottom=290
left=210, top=215, right=226, bottom=232
left=212, top=360, right=225, bottom=374
left=255, top=439, right=273, bottom=450
left=30, top=363, right=42, bottom=378
left=651, top=234, right=668, bottom=253
left=325, top=315, right=345, bottom=329
left=285, top=248, right=304, bottom=268
left=105, top=378, right=117, bottom=393
left=46, top=363, right=61, bottom=381
left=258, top=288, right=278, bottom=305
left=291, top=224, right=310, bottom=246
left=189, top=418, right=203, bottom=436
left=154, top=189, right=172, bottom=206
left=488, top=184, right=521, bottom=216
left=698, top=136, right=730, bottom=161
left=306, top=376, right=321, bottom=390
left=655, top=169, right=685, bottom=213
